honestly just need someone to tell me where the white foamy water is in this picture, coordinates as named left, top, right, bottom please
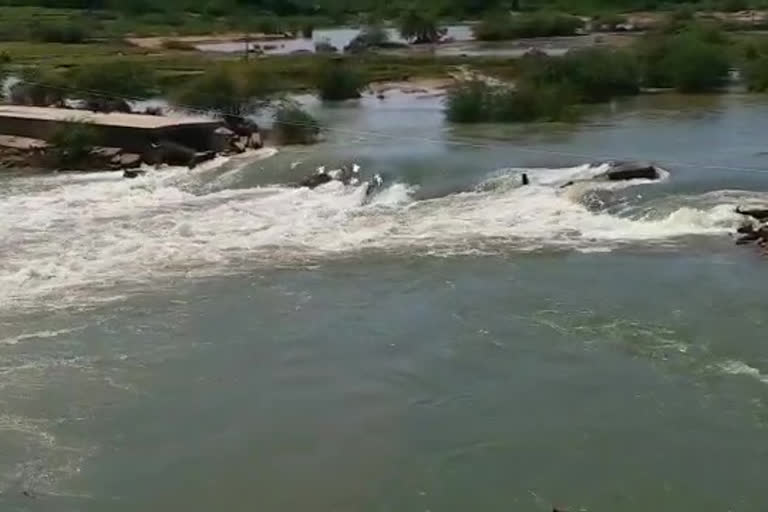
left=716, top=360, right=768, bottom=385
left=0, top=160, right=748, bottom=311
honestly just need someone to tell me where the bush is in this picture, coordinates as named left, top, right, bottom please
left=344, top=24, right=390, bottom=53
left=445, top=80, right=576, bottom=124
left=9, top=68, right=66, bottom=107
left=253, top=17, right=283, bottom=35
left=473, top=11, right=584, bottom=41
left=521, top=48, right=640, bottom=103
left=272, top=102, right=320, bottom=144
left=72, top=61, right=157, bottom=98
left=722, top=0, right=749, bottom=11
left=743, top=56, right=768, bottom=91
left=636, top=29, right=730, bottom=91
left=314, top=61, right=366, bottom=100
left=173, top=64, right=275, bottom=116
left=398, top=9, right=445, bottom=44
left=664, top=36, right=731, bottom=92
left=445, top=81, right=492, bottom=123
left=28, top=20, right=91, bottom=43
left=49, top=122, right=101, bottom=166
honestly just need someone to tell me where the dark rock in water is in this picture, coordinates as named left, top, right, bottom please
left=190, top=151, right=216, bottom=168
left=299, top=172, right=333, bottom=189
left=123, top=169, right=146, bottom=178
left=85, top=97, right=132, bottom=113
left=365, top=173, right=385, bottom=199
left=737, top=223, right=756, bottom=234
left=737, top=232, right=761, bottom=244
left=112, top=153, right=141, bottom=169
left=600, top=161, right=660, bottom=181
left=736, top=206, right=768, bottom=221
left=224, top=115, right=259, bottom=138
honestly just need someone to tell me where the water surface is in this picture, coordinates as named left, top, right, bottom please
left=2, top=92, right=768, bottom=511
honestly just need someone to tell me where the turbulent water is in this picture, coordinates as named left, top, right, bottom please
left=0, top=155, right=751, bottom=313
left=2, top=92, right=768, bottom=511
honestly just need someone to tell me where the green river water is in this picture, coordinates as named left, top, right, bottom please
left=1, top=91, right=768, bottom=511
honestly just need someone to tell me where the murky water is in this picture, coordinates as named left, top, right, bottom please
left=2, top=92, right=768, bottom=511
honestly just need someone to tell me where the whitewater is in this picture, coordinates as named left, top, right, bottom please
left=0, top=152, right=754, bottom=312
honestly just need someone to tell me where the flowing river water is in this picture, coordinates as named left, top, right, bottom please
left=2, top=91, right=768, bottom=511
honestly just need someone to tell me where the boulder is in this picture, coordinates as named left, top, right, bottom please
left=231, top=137, right=248, bottom=153
left=599, top=161, right=660, bottom=181
left=248, top=132, right=263, bottom=149
left=91, top=146, right=122, bottom=159
left=123, top=169, right=147, bottom=178
left=85, top=97, right=132, bottom=113
left=299, top=172, right=333, bottom=188
left=112, top=153, right=141, bottom=169
left=211, top=126, right=236, bottom=153
left=190, top=151, right=216, bottom=168
left=736, top=206, right=768, bottom=221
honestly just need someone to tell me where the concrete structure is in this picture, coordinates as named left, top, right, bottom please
left=0, top=106, right=223, bottom=153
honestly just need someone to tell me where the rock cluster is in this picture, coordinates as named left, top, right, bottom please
left=735, top=206, right=768, bottom=250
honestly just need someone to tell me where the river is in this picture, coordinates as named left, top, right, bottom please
left=2, top=91, right=768, bottom=511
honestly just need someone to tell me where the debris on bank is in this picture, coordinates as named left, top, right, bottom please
left=0, top=105, right=263, bottom=171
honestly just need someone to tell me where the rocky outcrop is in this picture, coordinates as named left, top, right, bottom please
left=296, top=165, right=385, bottom=201
left=735, top=205, right=768, bottom=251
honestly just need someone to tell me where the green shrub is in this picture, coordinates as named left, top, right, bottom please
left=272, top=102, right=320, bottom=144
left=9, top=67, right=66, bottom=107
left=28, top=19, right=91, bottom=43
left=473, top=11, right=584, bottom=41
left=743, top=56, right=768, bottom=91
left=173, top=64, right=275, bottom=116
left=445, top=81, right=492, bottom=123
left=637, top=28, right=730, bottom=91
left=663, top=36, right=731, bottom=92
left=636, top=25, right=731, bottom=91
left=49, top=122, right=101, bottom=166
left=345, top=24, right=390, bottom=52
left=445, top=80, right=576, bottom=124
left=314, top=61, right=366, bottom=100
left=72, top=61, right=157, bottom=98
left=722, top=0, right=749, bottom=11
left=398, top=9, right=445, bottom=44
left=521, top=48, right=640, bottom=103
left=253, top=16, right=283, bottom=35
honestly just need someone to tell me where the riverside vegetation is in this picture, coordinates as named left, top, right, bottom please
left=3, top=1, right=768, bottom=134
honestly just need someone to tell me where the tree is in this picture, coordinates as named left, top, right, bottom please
left=397, top=9, right=445, bottom=44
